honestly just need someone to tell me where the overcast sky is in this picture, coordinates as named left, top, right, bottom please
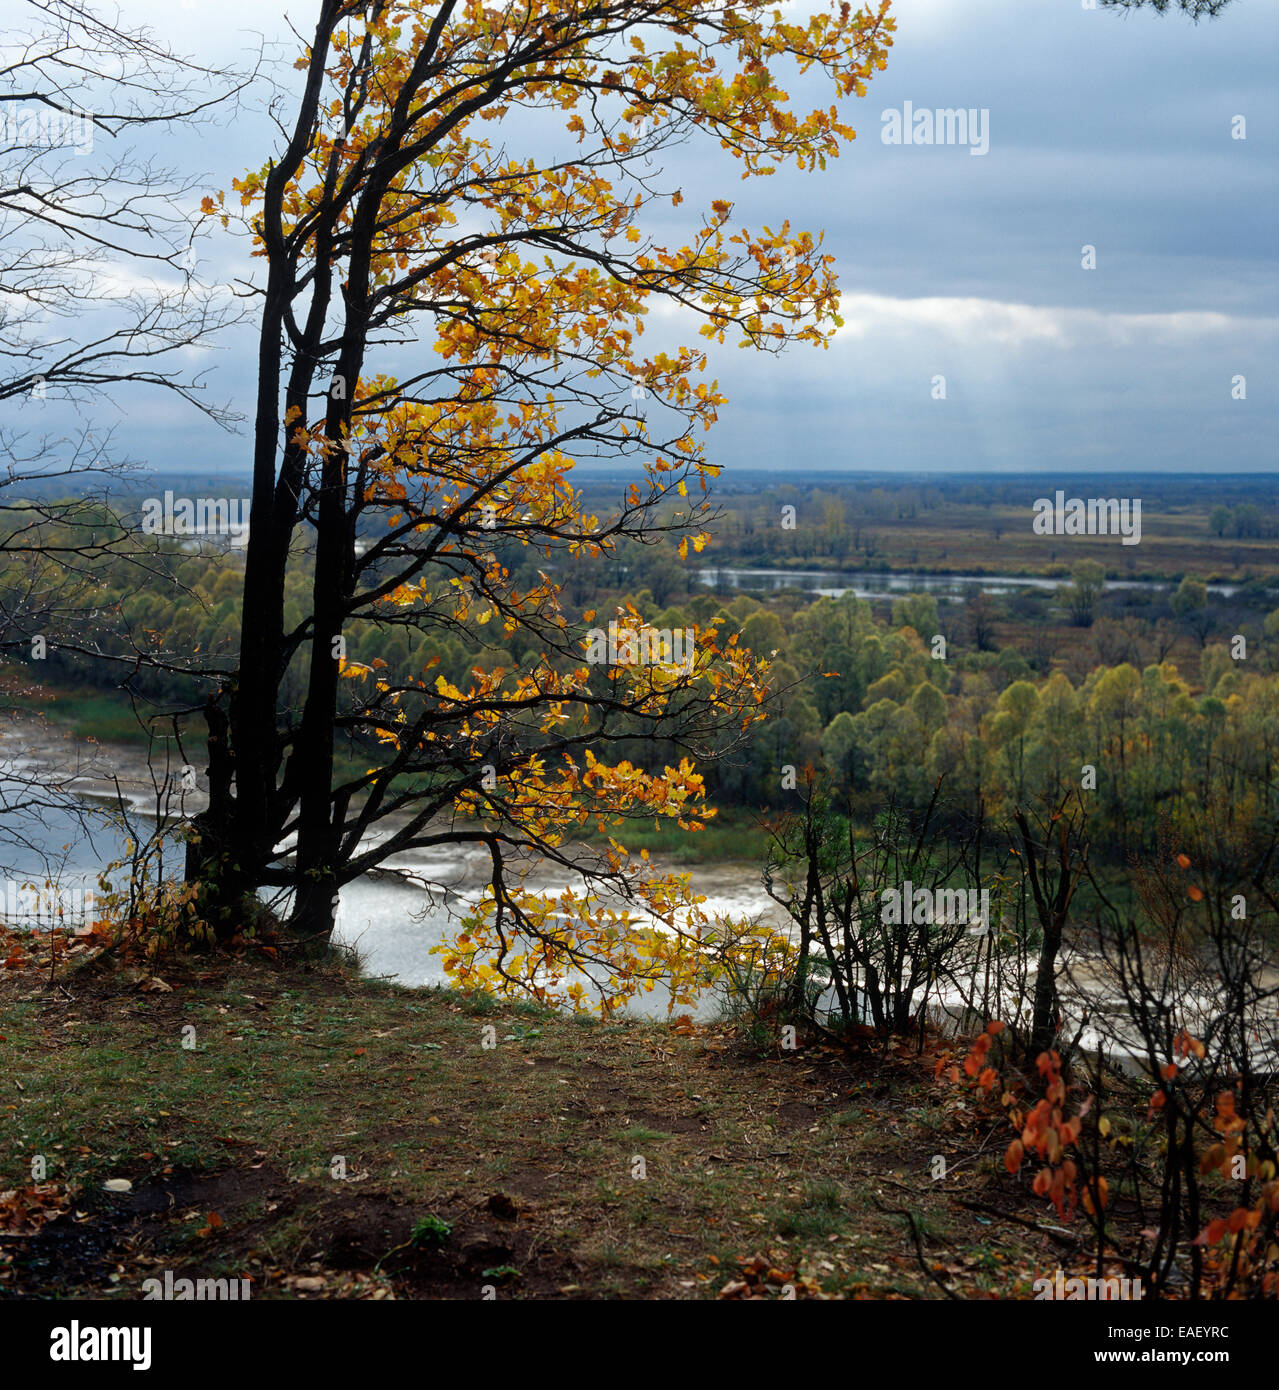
left=44, top=0, right=1279, bottom=476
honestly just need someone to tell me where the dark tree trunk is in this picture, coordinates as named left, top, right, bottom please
left=1028, top=922, right=1063, bottom=1058
left=185, top=693, right=253, bottom=938
left=189, top=14, right=339, bottom=930
left=1015, top=807, right=1085, bottom=1060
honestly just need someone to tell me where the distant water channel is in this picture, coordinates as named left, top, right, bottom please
left=696, top=566, right=1242, bottom=601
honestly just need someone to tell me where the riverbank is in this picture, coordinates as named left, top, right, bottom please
left=0, top=701, right=770, bottom=864
left=0, top=704, right=172, bottom=806
left=0, top=949, right=1066, bottom=1300
left=0, top=708, right=787, bottom=1003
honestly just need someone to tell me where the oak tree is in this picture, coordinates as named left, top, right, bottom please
left=195, top=0, right=895, bottom=1010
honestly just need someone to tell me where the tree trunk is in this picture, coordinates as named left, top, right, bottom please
left=1028, top=920, right=1063, bottom=1058
left=185, top=693, right=253, bottom=938
left=1015, top=808, right=1083, bottom=1060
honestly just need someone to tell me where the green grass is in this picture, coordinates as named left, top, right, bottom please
left=773, top=1180, right=847, bottom=1239
left=3, top=681, right=154, bottom=745
left=577, top=815, right=771, bottom=864
left=0, top=951, right=1062, bottom=1300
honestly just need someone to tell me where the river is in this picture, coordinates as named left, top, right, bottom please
left=695, top=566, right=1242, bottom=601
left=0, top=729, right=783, bottom=1018
left=3, top=732, right=1276, bottom=1069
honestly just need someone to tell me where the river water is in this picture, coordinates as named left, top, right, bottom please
left=696, top=566, right=1242, bottom=601
left=4, top=763, right=1276, bottom=1070
left=0, top=766, right=780, bottom=1018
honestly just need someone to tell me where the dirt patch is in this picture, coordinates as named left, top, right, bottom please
left=775, top=1101, right=819, bottom=1129
left=624, top=1109, right=708, bottom=1135
left=1, top=1164, right=292, bottom=1299
left=0, top=1208, right=125, bottom=1297
left=298, top=1194, right=417, bottom=1269
left=489, top=1171, right=561, bottom=1205
left=105, top=1166, right=281, bottom=1217
left=1, top=1167, right=587, bottom=1300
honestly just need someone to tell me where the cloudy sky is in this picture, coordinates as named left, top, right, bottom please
left=34, top=0, right=1279, bottom=476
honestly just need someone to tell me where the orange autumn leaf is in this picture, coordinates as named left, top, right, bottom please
left=1196, top=1218, right=1228, bottom=1246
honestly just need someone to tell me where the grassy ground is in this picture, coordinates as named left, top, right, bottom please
left=1, top=946, right=1069, bottom=1301
left=1, top=673, right=154, bottom=746
left=576, top=813, right=772, bottom=864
